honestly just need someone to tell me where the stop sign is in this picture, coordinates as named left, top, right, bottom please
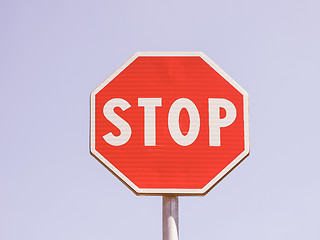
left=90, top=52, right=249, bottom=195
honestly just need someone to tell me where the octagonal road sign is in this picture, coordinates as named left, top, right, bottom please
left=90, top=52, right=249, bottom=195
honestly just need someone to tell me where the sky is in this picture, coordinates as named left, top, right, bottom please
left=1, top=0, right=320, bottom=239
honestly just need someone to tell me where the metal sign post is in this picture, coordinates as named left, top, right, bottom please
left=163, top=196, right=179, bottom=240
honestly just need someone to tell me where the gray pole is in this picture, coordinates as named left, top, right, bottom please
left=163, top=196, right=179, bottom=240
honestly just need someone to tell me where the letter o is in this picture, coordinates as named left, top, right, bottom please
left=168, top=98, right=200, bottom=146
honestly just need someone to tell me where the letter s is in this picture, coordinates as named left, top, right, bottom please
left=103, top=98, right=131, bottom=146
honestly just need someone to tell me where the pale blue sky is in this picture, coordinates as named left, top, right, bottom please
left=1, top=0, right=320, bottom=239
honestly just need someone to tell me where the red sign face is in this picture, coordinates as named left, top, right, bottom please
left=90, top=52, right=249, bottom=195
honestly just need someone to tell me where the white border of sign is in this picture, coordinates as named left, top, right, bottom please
left=90, top=52, right=250, bottom=195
